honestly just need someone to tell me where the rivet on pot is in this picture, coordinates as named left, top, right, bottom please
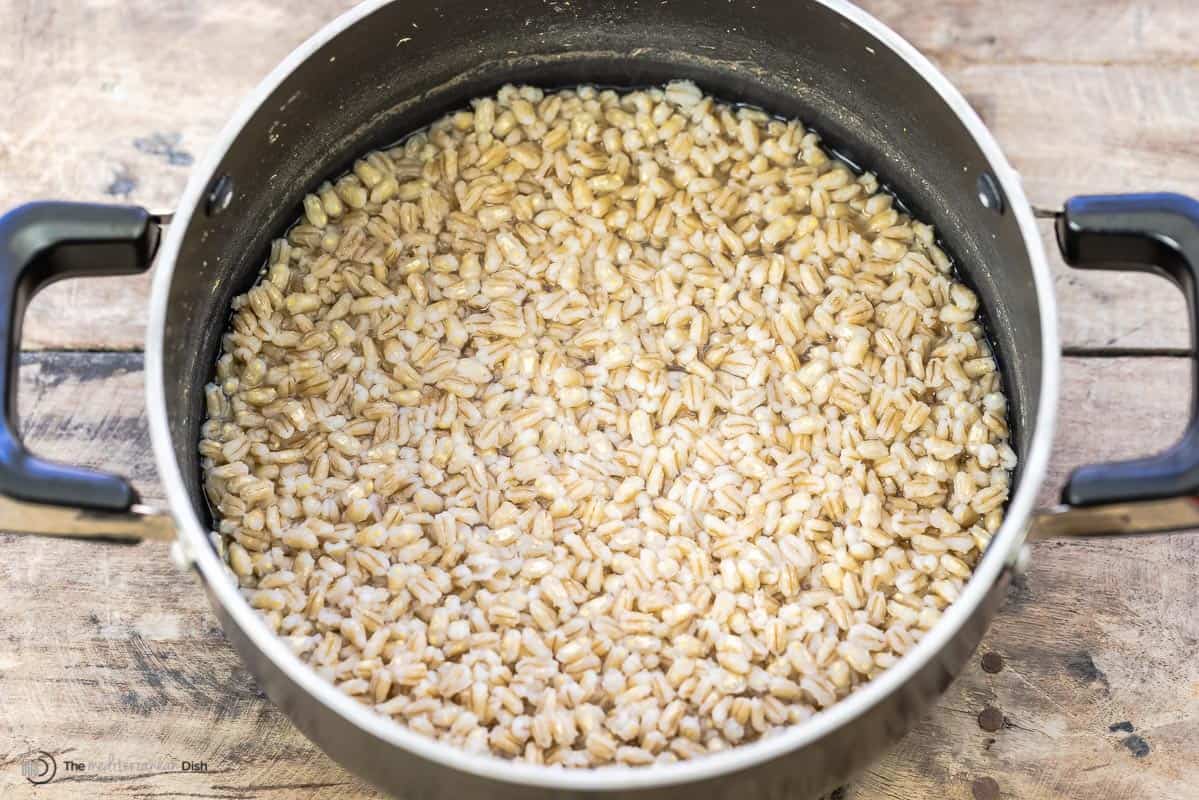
left=169, top=539, right=195, bottom=571
left=977, top=172, right=1005, bottom=215
left=1013, top=543, right=1031, bottom=575
left=206, top=174, right=235, bottom=216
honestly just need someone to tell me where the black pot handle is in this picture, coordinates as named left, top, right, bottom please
left=0, top=202, right=159, bottom=512
left=1057, top=192, right=1199, bottom=507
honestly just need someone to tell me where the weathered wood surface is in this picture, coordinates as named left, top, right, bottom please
left=1, top=0, right=1198, bottom=798
left=0, top=0, right=1195, bottom=350
left=1, top=353, right=1196, bottom=799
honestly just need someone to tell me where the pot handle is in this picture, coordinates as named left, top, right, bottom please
left=1056, top=193, right=1199, bottom=507
left=0, top=202, right=173, bottom=541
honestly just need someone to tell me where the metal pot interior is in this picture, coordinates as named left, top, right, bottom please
left=161, top=0, right=1044, bottom=528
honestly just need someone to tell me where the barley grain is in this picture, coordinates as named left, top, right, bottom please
left=202, top=81, right=1014, bottom=768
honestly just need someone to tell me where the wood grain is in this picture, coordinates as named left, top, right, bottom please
left=867, top=0, right=1197, bottom=67
left=0, top=0, right=1194, bottom=350
left=2, top=1, right=1197, bottom=798
left=1, top=353, right=1196, bottom=798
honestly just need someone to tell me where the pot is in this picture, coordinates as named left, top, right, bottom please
left=2, top=1, right=1197, bottom=797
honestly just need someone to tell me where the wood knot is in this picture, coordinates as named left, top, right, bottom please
left=978, top=706, right=1005, bottom=732
left=971, top=776, right=1000, bottom=800
left=980, top=652, right=1004, bottom=674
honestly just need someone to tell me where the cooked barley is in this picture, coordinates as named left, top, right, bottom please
left=201, top=81, right=1014, bottom=767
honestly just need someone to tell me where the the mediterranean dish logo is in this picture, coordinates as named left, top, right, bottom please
left=19, top=751, right=57, bottom=785
left=17, top=750, right=209, bottom=785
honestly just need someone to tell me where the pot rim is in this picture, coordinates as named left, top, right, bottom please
left=146, top=0, right=1060, bottom=789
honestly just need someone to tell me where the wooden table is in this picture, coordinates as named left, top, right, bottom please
left=1, top=1, right=1196, bottom=797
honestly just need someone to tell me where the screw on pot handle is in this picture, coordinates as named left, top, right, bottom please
left=1056, top=193, right=1199, bottom=508
left=0, top=202, right=174, bottom=541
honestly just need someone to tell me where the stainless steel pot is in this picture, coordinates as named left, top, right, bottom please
left=3, top=1, right=1198, bottom=797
